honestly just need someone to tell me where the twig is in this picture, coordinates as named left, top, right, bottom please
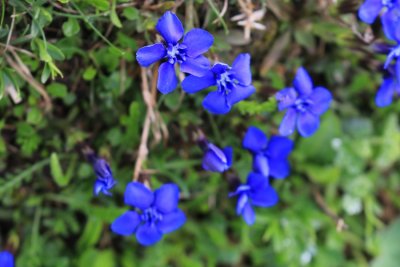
left=212, top=0, right=228, bottom=24
left=4, top=7, right=16, bottom=53
left=0, top=43, right=36, bottom=58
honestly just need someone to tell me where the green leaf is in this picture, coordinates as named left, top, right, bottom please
left=50, top=153, right=69, bottom=187
left=122, top=7, right=139, bottom=20
left=85, top=0, right=110, bottom=11
left=47, top=82, right=68, bottom=98
left=47, top=43, right=65, bottom=61
left=236, top=98, right=277, bottom=115
left=62, top=18, right=80, bottom=37
left=376, top=114, right=400, bottom=169
left=110, top=0, right=122, bottom=28
left=41, top=63, right=51, bottom=83
left=82, top=66, right=97, bottom=81
left=372, top=218, right=400, bottom=267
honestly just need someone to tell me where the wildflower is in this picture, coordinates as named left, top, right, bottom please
left=243, top=126, right=293, bottom=179
left=0, top=251, right=14, bottom=267
left=92, top=158, right=117, bottom=196
left=201, top=141, right=233, bottom=173
left=136, top=11, right=214, bottom=94
left=231, top=1, right=266, bottom=40
left=182, top=53, right=255, bottom=114
left=375, top=75, right=400, bottom=106
left=111, top=182, right=186, bottom=246
left=358, top=0, right=398, bottom=24
left=229, top=172, right=278, bottom=225
left=276, top=67, right=332, bottom=137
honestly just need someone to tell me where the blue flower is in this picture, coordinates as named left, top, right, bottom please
left=375, top=75, right=400, bottom=106
left=136, top=11, right=214, bottom=94
left=276, top=67, right=332, bottom=137
left=243, top=126, right=293, bottom=179
left=111, top=182, right=186, bottom=246
left=201, top=142, right=233, bottom=172
left=92, top=158, right=116, bottom=196
left=0, top=251, right=14, bottom=267
left=182, top=53, right=255, bottom=114
left=358, top=0, right=398, bottom=24
left=229, top=172, right=278, bottom=225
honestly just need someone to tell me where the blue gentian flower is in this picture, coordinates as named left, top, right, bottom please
left=276, top=67, right=332, bottom=137
left=375, top=75, right=400, bottom=106
left=92, top=158, right=117, bottom=196
left=358, top=0, right=399, bottom=24
left=182, top=53, right=255, bottom=114
left=229, top=172, right=278, bottom=225
left=201, top=142, right=233, bottom=172
left=111, top=182, right=186, bottom=246
left=0, top=251, right=14, bottom=267
left=136, top=11, right=214, bottom=94
left=243, top=126, right=293, bottom=179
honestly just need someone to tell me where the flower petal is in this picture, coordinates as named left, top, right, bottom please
left=157, top=209, right=186, bottom=234
left=136, top=223, right=163, bottom=246
left=247, top=172, right=269, bottom=189
left=293, top=67, right=313, bottom=96
left=182, top=28, right=214, bottom=58
left=155, top=11, right=184, bottom=44
left=231, top=53, right=252, bottom=85
left=111, top=211, right=141, bottom=236
left=124, top=182, right=154, bottom=209
left=297, top=111, right=320, bottom=137
left=203, top=91, right=231, bottom=114
left=242, top=202, right=255, bottom=225
left=358, top=0, right=382, bottom=24
left=376, top=78, right=396, bottom=107
left=382, top=9, right=397, bottom=41
left=182, top=71, right=216, bottom=94
left=269, top=158, right=291, bottom=179
left=276, top=87, right=298, bottom=111
left=157, top=62, right=178, bottom=94
left=227, top=84, right=255, bottom=105
left=180, top=55, right=210, bottom=76
left=253, top=154, right=270, bottom=177
left=279, top=108, right=297, bottom=136
left=242, top=126, right=268, bottom=152
left=249, top=186, right=279, bottom=207
left=93, top=180, right=105, bottom=196
left=308, top=87, right=332, bottom=115
left=202, top=144, right=229, bottom=172
left=136, top=43, right=166, bottom=67
left=0, top=251, right=14, bottom=267
left=154, top=183, right=180, bottom=213
left=267, top=136, right=294, bottom=159
left=236, top=193, right=249, bottom=215
left=223, top=146, right=233, bottom=167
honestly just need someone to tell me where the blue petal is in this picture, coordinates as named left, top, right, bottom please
left=242, top=126, right=268, bottom=152
left=154, top=183, right=180, bottom=213
left=93, top=180, right=104, bottom=196
left=276, top=87, right=298, bottom=111
left=203, top=91, right=231, bottom=114
left=279, top=108, right=297, bottom=136
left=156, top=11, right=184, bottom=44
left=236, top=193, right=249, bottom=215
left=211, top=63, right=230, bottom=74
left=180, top=55, right=210, bottom=76
left=382, top=9, right=397, bottom=41
left=0, top=251, right=14, bottom=267
left=136, top=223, right=163, bottom=246
left=182, top=28, right=214, bottom=58
left=223, top=146, right=233, bottom=167
left=293, top=67, right=313, bottom=96
left=231, top=53, right=252, bottom=85
left=247, top=172, right=269, bottom=190
left=157, top=62, right=178, bottom=94
left=182, top=71, right=216, bottom=93
left=249, top=185, right=279, bottom=207
left=297, top=111, right=320, bottom=137
left=157, top=209, right=186, bottom=234
left=124, top=182, right=154, bottom=209
left=136, top=43, right=166, bottom=67
left=269, top=158, right=291, bottom=179
left=202, top=144, right=229, bottom=172
left=308, top=87, right=332, bottom=115
left=227, top=85, right=255, bottom=105
left=242, top=202, right=255, bottom=225
left=396, top=58, right=400, bottom=82
left=111, top=211, right=141, bottom=236
left=267, top=136, right=294, bottom=159
left=253, top=154, right=270, bottom=177
left=93, top=158, right=112, bottom=178
left=358, top=0, right=382, bottom=24
left=376, top=78, right=396, bottom=107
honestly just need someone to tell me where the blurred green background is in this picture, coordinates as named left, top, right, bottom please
left=1, top=0, right=400, bottom=266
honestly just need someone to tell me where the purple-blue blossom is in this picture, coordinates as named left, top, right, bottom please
left=136, top=11, right=213, bottom=94
left=229, top=172, right=278, bottom=225
left=201, top=141, right=233, bottom=173
left=375, top=75, right=400, bottom=106
left=243, top=126, right=293, bottom=179
left=111, top=182, right=186, bottom=246
left=0, top=251, right=14, bottom=267
left=276, top=67, right=332, bottom=137
left=182, top=53, right=255, bottom=114
left=91, top=158, right=116, bottom=196
left=358, top=0, right=399, bottom=24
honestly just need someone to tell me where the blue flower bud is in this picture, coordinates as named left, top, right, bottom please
left=202, top=143, right=233, bottom=173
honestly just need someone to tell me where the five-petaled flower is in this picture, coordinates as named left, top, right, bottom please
left=0, top=251, right=14, bottom=267
left=111, top=182, right=186, bottom=246
left=92, top=158, right=117, bottom=196
left=243, top=126, right=293, bottom=179
left=276, top=67, right=332, bottom=137
left=182, top=53, right=255, bottom=114
left=229, top=172, right=278, bottom=225
left=136, top=11, right=214, bottom=94
left=200, top=140, right=233, bottom=173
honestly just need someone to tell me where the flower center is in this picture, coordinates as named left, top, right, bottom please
left=216, top=70, right=237, bottom=95
left=294, top=98, right=313, bottom=113
left=141, top=207, right=163, bottom=224
left=385, top=45, right=400, bottom=69
left=166, top=43, right=187, bottom=64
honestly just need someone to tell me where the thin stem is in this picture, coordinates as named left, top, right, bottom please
left=206, top=0, right=229, bottom=34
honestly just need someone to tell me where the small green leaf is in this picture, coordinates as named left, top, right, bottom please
left=47, top=82, right=68, bottom=98
left=41, top=63, right=51, bottom=83
left=50, top=153, right=69, bottom=187
left=110, top=1, right=122, bottom=28
left=62, top=18, right=80, bottom=37
left=82, top=66, right=97, bottom=81
left=122, top=7, right=139, bottom=20
left=86, top=0, right=110, bottom=11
